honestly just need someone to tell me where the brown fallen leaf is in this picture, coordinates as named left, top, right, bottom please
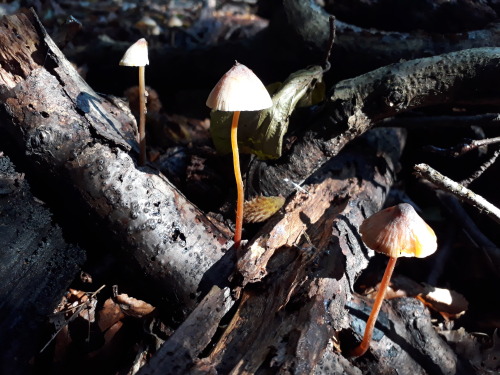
left=98, top=297, right=125, bottom=332
left=418, top=284, right=469, bottom=320
left=115, top=293, right=156, bottom=318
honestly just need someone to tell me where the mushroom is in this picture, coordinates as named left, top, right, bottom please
left=206, top=62, right=272, bottom=248
left=351, top=203, right=437, bottom=357
left=120, top=38, right=149, bottom=166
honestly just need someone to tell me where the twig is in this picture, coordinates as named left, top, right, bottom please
left=414, top=163, right=500, bottom=225
left=322, top=15, right=336, bottom=73
left=460, top=146, right=500, bottom=186
left=425, top=137, right=500, bottom=157
left=379, top=113, right=500, bottom=129
left=40, top=285, right=106, bottom=353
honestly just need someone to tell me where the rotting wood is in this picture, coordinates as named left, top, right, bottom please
left=0, top=10, right=232, bottom=315
left=138, top=286, right=234, bottom=375
left=203, top=129, right=472, bottom=374
left=141, top=127, right=466, bottom=374
left=347, top=296, right=473, bottom=375
left=0, top=153, right=85, bottom=375
left=204, top=128, right=404, bottom=374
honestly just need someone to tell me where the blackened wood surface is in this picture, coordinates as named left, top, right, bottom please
left=0, top=154, right=85, bottom=374
left=0, top=11, right=231, bottom=315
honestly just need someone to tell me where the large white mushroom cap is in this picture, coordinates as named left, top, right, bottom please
left=359, top=203, right=438, bottom=258
left=119, top=38, right=149, bottom=67
left=206, top=62, right=273, bottom=112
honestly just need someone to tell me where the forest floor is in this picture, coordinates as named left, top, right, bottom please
left=1, top=1, right=500, bottom=374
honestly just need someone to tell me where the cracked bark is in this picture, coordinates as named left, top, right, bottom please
left=0, top=154, right=85, bottom=374
left=0, top=10, right=232, bottom=316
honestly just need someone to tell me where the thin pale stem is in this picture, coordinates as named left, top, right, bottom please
left=351, top=256, right=398, bottom=357
left=138, top=65, right=147, bottom=166
left=231, top=111, right=243, bottom=249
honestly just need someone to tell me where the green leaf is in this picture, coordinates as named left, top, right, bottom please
left=210, top=65, right=324, bottom=159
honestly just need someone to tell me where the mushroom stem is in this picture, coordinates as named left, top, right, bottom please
left=231, top=110, right=243, bottom=249
left=351, top=255, right=398, bottom=357
left=138, top=65, right=147, bottom=165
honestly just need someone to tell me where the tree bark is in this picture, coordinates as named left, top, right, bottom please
left=0, top=10, right=232, bottom=316
left=0, top=153, right=85, bottom=374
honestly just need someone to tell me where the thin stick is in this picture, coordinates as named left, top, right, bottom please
left=351, top=256, right=397, bottom=357
left=460, top=147, right=500, bottom=186
left=322, top=15, right=336, bottom=73
left=138, top=65, right=147, bottom=165
left=425, top=136, right=500, bottom=157
left=414, top=163, right=500, bottom=225
left=379, top=113, right=500, bottom=130
left=231, top=110, right=243, bottom=248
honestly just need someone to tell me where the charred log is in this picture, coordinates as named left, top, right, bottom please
left=0, top=153, right=85, bottom=374
left=0, top=10, right=231, bottom=316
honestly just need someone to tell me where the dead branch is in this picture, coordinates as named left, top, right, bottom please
left=327, top=0, right=498, bottom=32
left=460, top=147, right=500, bottom=186
left=0, top=153, right=85, bottom=374
left=283, top=0, right=500, bottom=75
left=0, top=10, right=232, bottom=315
left=247, top=47, right=500, bottom=198
left=414, top=163, right=500, bottom=225
left=379, top=113, right=500, bottom=130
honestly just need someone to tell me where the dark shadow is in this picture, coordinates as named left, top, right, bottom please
left=196, top=245, right=237, bottom=299
left=76, top=92, right=132, bottom=148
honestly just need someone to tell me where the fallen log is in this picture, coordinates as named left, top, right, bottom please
left=0, top=153, right=85, bottom=374
left=0, top=10, right=232, bottom=316
left=139, top=127, right=473, bottom=374
left=139, top=127, right=406, bottom=374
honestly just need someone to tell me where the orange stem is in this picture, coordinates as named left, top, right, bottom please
left=231, top=110, right=243, bottom=249
left=138, top=65, right=147, bottom=166
left=351, top=256, right=398, bottom=357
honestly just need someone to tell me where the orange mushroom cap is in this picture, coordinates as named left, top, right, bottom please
left=206, top=62, right=272, bottom=112
left=359, top=203, right=437, bottom=258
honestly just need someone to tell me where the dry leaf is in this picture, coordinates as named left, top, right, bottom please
left=98, top=298, right=126, bottom=332
left=115, top=293, right=156, bottom=318
left=418, top=284, right=468, bottom=320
